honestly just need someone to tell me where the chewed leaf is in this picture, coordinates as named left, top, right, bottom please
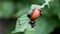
left=11, top=14, right=35, bottom=33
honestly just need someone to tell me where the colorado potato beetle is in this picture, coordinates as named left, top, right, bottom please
left=28, top=8, right=42, bottom=20
left=28, top=8, right=42, bottom=28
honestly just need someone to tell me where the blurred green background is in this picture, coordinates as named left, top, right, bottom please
left=0, top=0, right=60, bottom=34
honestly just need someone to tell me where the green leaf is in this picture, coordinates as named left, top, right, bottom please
left=12, top=14, right=35, bottom=33
left=24, top=16, right=56, bottom=34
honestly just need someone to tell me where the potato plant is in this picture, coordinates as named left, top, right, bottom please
left=0, top=0, right=60, bottom=34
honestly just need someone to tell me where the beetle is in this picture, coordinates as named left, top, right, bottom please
left=28, top=8, right=42, bottom=28
left=28, top=8, right=42, bottom=20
